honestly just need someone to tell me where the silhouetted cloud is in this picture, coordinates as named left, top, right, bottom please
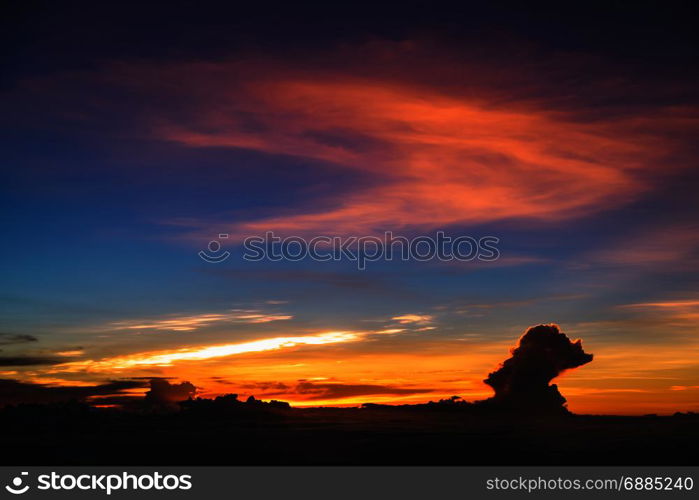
left=241, top=381, right=291, bottom=391
left=144, top=379, right=196, bottom=407
left=0, top=334, right=38, bottom=346
left=483, top=324, right=593, bottom=413
left=0, top=378, right=147, bottom=406
left=0, top=356, right=63, bottom=366
left=128, top=376, right=175, bottom=380
left=293, top=381, right=433, bottom=400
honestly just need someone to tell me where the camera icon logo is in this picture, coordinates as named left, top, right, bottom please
left=5, top=472, right=29, bottom=495
left=198, top=234, right=231, bottom=263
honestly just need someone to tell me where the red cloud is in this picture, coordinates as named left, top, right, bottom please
left=127, top=50, right=691, bottom=237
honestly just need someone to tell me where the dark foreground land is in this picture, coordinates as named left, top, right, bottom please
left=1, top=400, right=697, bottom=465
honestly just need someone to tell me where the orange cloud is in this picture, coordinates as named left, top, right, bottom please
left=392, top=314, right=433, bottom=324
left=617, top=299, right=699, bottom=323
left=621, top=300, right=699, bottom=309
left=54, top=350, right=85, bottom=357
left=152, top=67, right=680, bottom=237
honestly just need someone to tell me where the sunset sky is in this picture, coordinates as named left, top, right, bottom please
left=1, top=2, right=698, bottom=414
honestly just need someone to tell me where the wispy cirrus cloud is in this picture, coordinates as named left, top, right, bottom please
left=110, top=309, right=293, bottom=332
left=137, top=52, right=691, bottom=236
left=162, top=74, right=666, bottom=237
left=14, top=44, right=695, bottom=244
left=618, top=299, right=699, bottom=322
left=391, top=314, right=433, bottom=325
left=670, top=385, right=699, bottom=391
left=54, top=349, right=85, bottom=357
left=620, top=300, right=699, bottom=309
left=586, top=224, right=699, bottom=268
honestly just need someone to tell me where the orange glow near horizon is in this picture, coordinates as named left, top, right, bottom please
left=16, top=322, right=696, bottom=415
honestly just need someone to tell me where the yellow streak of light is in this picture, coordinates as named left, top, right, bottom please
left=53, top=331, right=359, bottom=372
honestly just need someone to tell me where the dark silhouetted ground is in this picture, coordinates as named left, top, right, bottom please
left=1, top=398, right=696, bottom=465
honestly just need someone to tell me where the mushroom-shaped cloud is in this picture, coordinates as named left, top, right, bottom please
left=483, top=324, right=593, bottom=414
